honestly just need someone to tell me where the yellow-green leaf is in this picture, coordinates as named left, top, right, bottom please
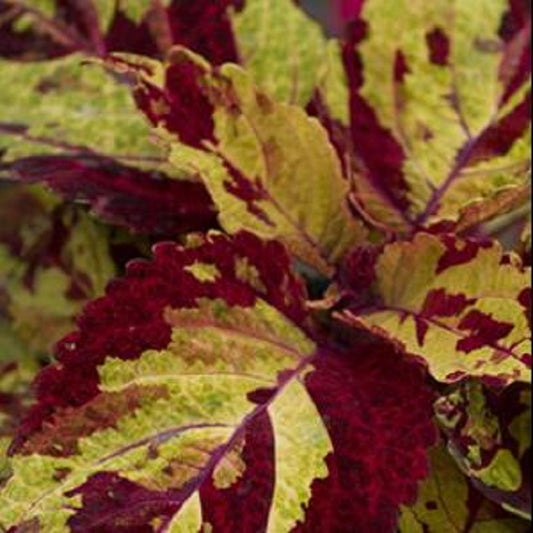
left=319, top=40, right=351, bottom=126
left=231, top=0, right=329, bottom=106
left=0, top=54, right=169, bottom=174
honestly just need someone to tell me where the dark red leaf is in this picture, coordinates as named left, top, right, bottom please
left=164, top=0, right=239, bottom=65
left=199, top=412, right=275, bottom=532
left=104, top=11, right=159, bottom=58
left=0, top=0, right=239, bottom=63
left=8, top=155, right=218, bottom=237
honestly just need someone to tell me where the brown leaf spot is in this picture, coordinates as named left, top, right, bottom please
left=474, top=37, right=504, bottom=53
left=53, top=467, right=72, bottom=482
left=256, top=92, right=274, bottom=114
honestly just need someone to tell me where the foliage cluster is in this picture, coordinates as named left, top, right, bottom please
left=0, top=0, right=530, bottom=531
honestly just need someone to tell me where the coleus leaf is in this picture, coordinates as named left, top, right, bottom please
left=0, top=50, right=223, bottom=236
left=0, top=52, right=220, bottom=237
left=454, top=183, right=531, bottom=234
left=399, top=444, right=530, bottom=532
left=6, top=155, right=218, bottom=237
left=337, top=232, right=531, bottom=385
left=230, top=0, right=332, bottom=106
left=111, top=49, right=367, bottom=275
left=345, top=0, right=531, bottom=232
left=0, top=54, right=167, bottom=171
left=435, top=381, right=531, bottom=518
left=1, top=232, right=436, bottom=532
left=0, top=185, right=116, bottom=355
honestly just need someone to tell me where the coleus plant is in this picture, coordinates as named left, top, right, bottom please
left=0, top=0, right=530, bottom=531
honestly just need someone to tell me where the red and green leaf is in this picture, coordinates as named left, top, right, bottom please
left=7, top=155, right=218, bottom=237
left=0, top=52, right=221, bottom=237
left=1, top=232, right=436, bottom=531
left=338, top=232, right=531, bottom=385
left=343, top=0, right=531, bottom=233
left=110, top=49, right=368, bottom=275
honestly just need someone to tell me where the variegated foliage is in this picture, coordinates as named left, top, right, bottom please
left=0, top=0, right=530, bottom=531
left=0, top=233, right=435, bottom=532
